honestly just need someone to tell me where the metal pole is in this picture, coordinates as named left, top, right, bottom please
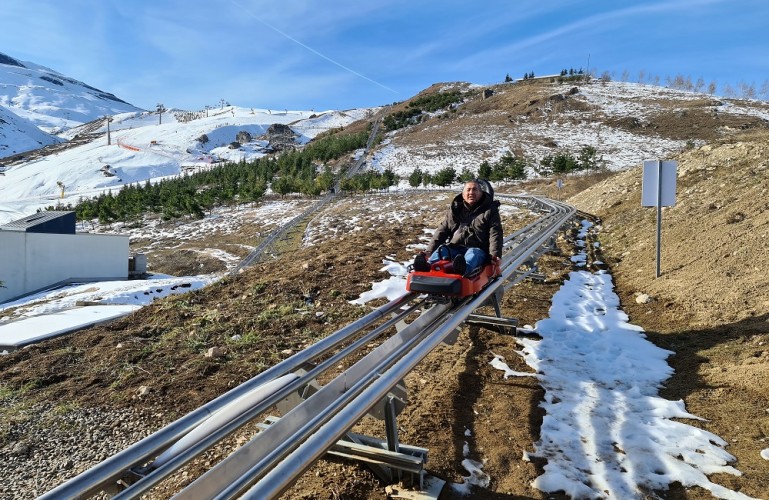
left=656, top=160, right=662, bottom=278
left=384, top=397, right=400, bottom=483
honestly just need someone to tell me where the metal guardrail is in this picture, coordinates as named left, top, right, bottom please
left=223, top=197, right=577, bottom=500
left=40, top=293, right=419, bottom=500
left=40, top=195, right=576, bottom=499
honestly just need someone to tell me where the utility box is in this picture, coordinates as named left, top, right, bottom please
left=129, top=254, right=148, bottom=277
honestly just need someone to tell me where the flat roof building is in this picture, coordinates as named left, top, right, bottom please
left=0, top=211, right=129, bottom=304
left=0, top=211, right=76, bottom=234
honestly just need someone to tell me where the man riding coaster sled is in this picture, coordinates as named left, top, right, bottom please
left=412, top=178, right=503, bottom=277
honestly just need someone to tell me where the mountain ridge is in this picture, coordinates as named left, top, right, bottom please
left=0, top=50, right=143, bottom=157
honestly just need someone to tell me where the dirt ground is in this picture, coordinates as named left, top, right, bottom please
left=4, top=159, right=767, bottom=498
left=566, top=130, right=769, bottom=499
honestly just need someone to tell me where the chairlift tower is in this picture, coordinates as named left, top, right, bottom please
left=156, top=104, right=166, bottom=125
left=105, top=115, right=113, bottom=145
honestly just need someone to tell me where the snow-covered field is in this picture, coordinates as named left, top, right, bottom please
left=0, top=106, right=372, bottom=224
left=371, top=81, right=769, bottom=180
left=3, top=79, right=769, bottom=224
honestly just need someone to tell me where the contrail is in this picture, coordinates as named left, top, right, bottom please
left=229, top=0, right=398, bottom=94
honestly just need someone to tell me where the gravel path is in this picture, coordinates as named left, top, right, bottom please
left=1, top=402, right=164, bottom=499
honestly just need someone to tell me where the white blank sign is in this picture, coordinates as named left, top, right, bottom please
left=642, top=160, right=677, bottom=207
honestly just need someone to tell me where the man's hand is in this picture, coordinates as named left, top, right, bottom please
left=491, top=256, right=501, bottom=266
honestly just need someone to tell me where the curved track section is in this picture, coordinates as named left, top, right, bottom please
left=230, top=118, right=382, bottom=272
left=41, top=195, right=576, bottom=499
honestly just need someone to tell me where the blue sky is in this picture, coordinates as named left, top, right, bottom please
left=1, top=0, right=766, bottom=112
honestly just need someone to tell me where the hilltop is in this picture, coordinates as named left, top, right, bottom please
left=1, top=78, right=768, bottom=498
left=3, top=75, right=769, bottom=224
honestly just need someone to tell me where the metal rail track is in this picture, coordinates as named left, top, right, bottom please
left=41, top=195, right=576, bottom=499
left=230, top=192, right=335, bottom=273
left=230, top=118, right=382, bottom=272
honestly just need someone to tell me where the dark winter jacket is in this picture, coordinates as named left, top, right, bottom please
left=426, top=191, right=503, bottom=258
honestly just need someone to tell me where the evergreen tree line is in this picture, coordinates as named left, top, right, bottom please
left=559, top=68, right=585, bottom=77
left=408, top=166, right=458, bottom=188
left=51, top=130, right=371, bottom=223
left=407, top=151, right=529, bottom=188
left=383, top=90, right=465, bottom=131
left=338, top=169, right=398, bottom=193
left=557, top=68, right=587, bottom=82
left=506, top=65, right=769, bottom=102
left=535, top=146, right=599, bottom=176
left=407, top=146, right=599, bottom=188
left=76, top=167, right=265, bottom=223
left=515, top=69, right=585, bottom=82
left=478, top=151, right=528, bottom=181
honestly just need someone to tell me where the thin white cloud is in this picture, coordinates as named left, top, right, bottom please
left=451, top=0, right=734, bottom=71
left=0, top=0, right=764, bottom=112
left=227, top=0, right=398, bottom=94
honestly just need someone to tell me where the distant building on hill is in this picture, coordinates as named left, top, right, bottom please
left=0, top=211, right=130, bottom=304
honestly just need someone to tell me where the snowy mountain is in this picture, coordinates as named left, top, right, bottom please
left=0, top=50, right=143, bottom=153
left=0, top=103, right=63, bottom=157
left=2, top=72, right=768, bottom=229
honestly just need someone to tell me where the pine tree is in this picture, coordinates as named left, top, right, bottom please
left=478, top=161, right=492, bottom=179
left=433, top=167, right=456, bottom=187
left=408, top=168, right=424, bottom=188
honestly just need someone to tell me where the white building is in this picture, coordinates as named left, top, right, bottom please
left=0, top=211, right=129, bottom=304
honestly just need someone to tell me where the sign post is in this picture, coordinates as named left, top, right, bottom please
left=642, top=160, right=677, bottom=277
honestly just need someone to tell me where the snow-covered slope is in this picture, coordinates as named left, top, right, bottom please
left=0, top=51, right=143, bottom=135
left=3, top=70, right=768, bottom=228
left=370, top=81, right=769, bottom=180
left=0, top=106, right=374, bottom=224
left=0, top=104, right=62, bottom=157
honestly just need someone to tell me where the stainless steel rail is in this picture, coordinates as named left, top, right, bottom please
left=233, top=117, right=382, bottom=272
left=175, top=302, right=456, bottom=499
left=40, top=292, right=419, bottom=500
left=40, top=195, right=576, bottom=499
left=236, top=196, right=576, bottom=499
left=230, top=193, right=334, bottom=273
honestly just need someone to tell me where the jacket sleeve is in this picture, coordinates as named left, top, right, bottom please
left=426, top=209, right=454, bottom=255
left=488, top=203, right=503, bottom=258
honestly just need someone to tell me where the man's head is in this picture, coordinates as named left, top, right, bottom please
left=462, top=180, right=483, bottom=206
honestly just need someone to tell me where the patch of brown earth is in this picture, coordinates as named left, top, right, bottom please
left=0, top=191, right=580, bottom=499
